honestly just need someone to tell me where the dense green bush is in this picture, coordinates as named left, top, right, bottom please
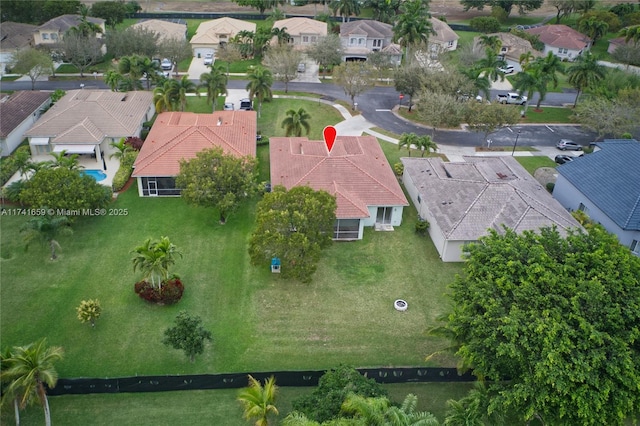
left=256, top=135, right=269, bottom=146
left=0, top=145, right=30, bottom=186
left=134, top=277, right=184, bottom=305
left=510, top=29, right=544, bottom=51
left=470, top=16, right=501, bottom=33
left=393, top=162, right=404, bottom=176
left=546, top=182, right=555, bottom=193
left=415, top=219, right=430, bottom=235
left=112, top=150, right=138, bottom=192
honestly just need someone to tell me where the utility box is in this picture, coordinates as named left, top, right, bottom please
left=271, top=257, right=281, bottom=273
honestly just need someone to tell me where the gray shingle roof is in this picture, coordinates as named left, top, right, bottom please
left=556, top=139, right=640, bottom=230
left=340, top=20, right=393, bottom=39
left=402, top=156, right=580, bottom=240
left=36, top=14, right=104, bottom=32
left=0, top=91, right=50, bottom=137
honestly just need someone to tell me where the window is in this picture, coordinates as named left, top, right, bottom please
left=350, top=37, right=356, bottom=45
left=578, top=203, right=588, bottom=213
left=448, top=40, right=455, bottom=47
left=310, top=36, right=317, bottom=43
left=141, top=177, right=180, bottom=196
left=42, top=33, right=49, bottom=40
left=358, top=37, right=365, bottom=45
left=559, top=48, right=568, bottom=54
left=631, top=240, right=640, bottom=254
left=302, top=36, right=309, bottom=43
left=51, top=33, right=58, bottom=40
left=334, top=219, right=360, bottom=240
left=373, top=39, right=382, bottom=48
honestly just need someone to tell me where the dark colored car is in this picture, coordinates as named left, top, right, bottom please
left=239, top=98, right=252, bottom=111
left=556, top=139, right=583, bottom=151
left=555, top=154, right=574, bottom=165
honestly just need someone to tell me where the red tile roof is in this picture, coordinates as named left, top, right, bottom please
left=525, top=25, right=589, bottom=50
left=270, top=135, right=408, bottom=219
left=133, top=111, right=257, bottom=177
left=0, top=91, right=50, bottom=138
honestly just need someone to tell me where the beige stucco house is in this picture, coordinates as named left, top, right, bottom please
left=131, top=19, right=187, bottom=43
left=271, top=18, right=327, bottom=50
left=339, top=20, right=402, bottom=65
left=190, top=17, right=255, bottom=58
left=33, top=14, right=105, bottom=46
left=0, top=22, right=36, bottom=75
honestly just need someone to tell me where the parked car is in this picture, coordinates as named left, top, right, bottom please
left=239, top=98, right=252, bottom=111
left=498, top=65, right=515, bottom=74
left=161, top=58, right=172, bottom=71
left=223, top=102, right=234, bottom=110
left=555, top=154, right=574, bottom=164
left=297, top=62, right=306, bottom=73
left=556, top=139, right=583, bottom=151
left=496, top=92, right=527, bottom=105
left=204, top=53, right=213, bottom=65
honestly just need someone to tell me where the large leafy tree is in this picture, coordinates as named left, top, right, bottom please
left=329, top=0, right=360, bottom=23
left=460, top=0, right=543, bottom=17
left=574, top=96, right=638, bottom=139
left=394, top=65, right=423, bottom=112
left=105, top=26, right=160, bottom=59
left=332, top=62, right=375, bottom=110
left=199, top=66, right=228, bottom=112
left=578, top=16, right=610, bottom=44
left=237, top=375, right=279, bottom=426
left=306, top=34, right=343, bottom=78
left=162, top=311, right=212, bottom=363
left=246, top=66, right=273, bottom=117
left=281, top=108, right=311, bottom=137
left=464, top=101, right=520, bottom=146
left=249, top=186, right=336, bottom=283
left=1, top=339, right=64, bottom=426
left=131, top=236, right=182, bottom=289
left=176, top=147, right=258, bottom=224
left=438, top=226, right=640, bottom=425
left=566, top=51, right=607, bottom=107
left=393, top=0, right=433, bottom=64
left=262, top=45, right=302, bottom=94
left=19, top=167, right=111, bottom=214
left=62, top=30, right=103, bottom=77
left=9, top=48, right=53, bottom=90
left=90, top=1, right=127, bottom=29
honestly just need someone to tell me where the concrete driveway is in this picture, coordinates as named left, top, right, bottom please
left=292, top=56, right=321, bottom=83
left=224, top=89, right=251, bottom=111
left=187, top=56, right=213, bottom=80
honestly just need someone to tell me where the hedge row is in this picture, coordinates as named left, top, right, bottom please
left=112, top=150, right=138, bottom=192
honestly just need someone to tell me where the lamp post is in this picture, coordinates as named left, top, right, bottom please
left=511, top=130, right=521, bottom=156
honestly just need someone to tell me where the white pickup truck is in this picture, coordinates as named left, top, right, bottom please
left=496, top=92, right=528, bottom=105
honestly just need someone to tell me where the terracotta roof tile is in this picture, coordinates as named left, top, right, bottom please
left=270, top=136, right=408, bottom=219
left=525, top=25, right=589, bottom=50
left=132, top=111, right=257, bottom=177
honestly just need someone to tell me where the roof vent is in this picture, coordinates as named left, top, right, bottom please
left=299, top=143, right=304, bottom=155
left=217, top=117, right=222, bottom=126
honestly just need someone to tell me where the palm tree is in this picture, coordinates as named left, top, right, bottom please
left=153, top=80, right=178, bottom=113
left=518, top=51, right=535, bottom=70
left=620, top=25, right=640, bottom=45
left=246, top=66, right=273, bottom=118
left=131, top=236, right=182, bottom=290
left=104, top=69, right=123, bottom=91
left=118, top=55, right=145, bottom=89
left=393, top=0, right=433, bottom=64
left=475, top=48, right=506, bottom=83
left=415, top=135, right=437, bottom=157
left=460, top=67, right=491, bottom=101
left=49, top=150, right=82, bottom=170
left=137, top=56, right=161, bottom=90
left=271, top=27, right=290, bottom=46
left=478, top=34, right=502, bottom=54
left=566, top=52, right=606, bottom=107
left=330, top=0, right=360, bottom=23
left=341, top=393, right=388, bottom=425
left=199, top=66, right=228, bottom=112
left=385, top=393, right=440, bottom=426
left=173, top=75, right=199, bottom=112
left=398, top=132, right=419, bottom=156
left=512, top=69, right=539, bottom=115
left=237, top=375, right=279, bottom=426
left=578, top=16, right=609, bottom=44
left=109, top=137, right=131, bottom=160
left=1, top=339, right=64, bottom=426
left=281, top=108, right=311, bottom=137
left=533, top=52, right=564, bottom=109
left=20, top=214, right=72, bottom=260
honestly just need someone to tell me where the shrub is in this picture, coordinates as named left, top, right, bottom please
left=393, top=162, right=404, bottom=176
left=257, top=135, right=269, bottom=146
left=134, top=277, right=184, bottom=305
left=510, top=29, right=544, bottom=51
left=112, top=150, right=138, bottom=192
left=2, top=180, right=25, bottom=203
left=470, top=16, right=501, bottom=33
left=76, top=299, right=102, bottom=327
left=546, top=182, right=555, bottom=193
left=415, top=219, right=430, bottom=235
left=579, top=11, right=622, bottom=32
left=491, top=5, right=508, bottom=23
left=125, top=136, right=144, bottom=151
left=0, top=145, right=30, bottom=186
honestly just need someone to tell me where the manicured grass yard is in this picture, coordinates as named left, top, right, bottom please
left=257, top=98, right=344, bottom=140
left=516, top=156, right=557, bottom=175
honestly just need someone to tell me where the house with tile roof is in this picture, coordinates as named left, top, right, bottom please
left=402, top=156, right=581, bottom=261
left=0, top=22, right=37, bottom=75
left=131, top=19, right=187, bottom=43
left=524, top=24, right=590, bottom=61
left=607, top=36, right=635, bottom=54
left=24, top=90, right=153, bottom=167
left=429, top=18, right=459, bottom=53
left=271, top=18, right=327, bottom=50
left=190, top=17, right=255, bottom=58
left=270, top=135, right=408, bottom=240
left=132, top=111, right=257, bottom=197
left=553, top=139, right=640, bottom=256
left=0, top=91, right=51, bottom=156
left=339, top=20, right=402, bottom=65
left=33, top=14, right=106, bottom=46
left=473, top=32, right=543, bottom=71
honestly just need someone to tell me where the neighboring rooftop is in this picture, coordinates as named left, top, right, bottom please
left=0, top=22, right=36, bottom=50
left=24, top=90, right=153, bottom=144
left=474, top=32, right=543, bottom=61
left=132, top=111, right=257, bottom=177
left=525, top=24, right=590, bottom=50
left=403, top=156, right=580, bottom=240
left=270, top=136, right=408, bottom=219
left=340, top=20, right=393, bottom=39
left=190, top=17, right=255, bottom=45
left=556, top=139, right=640, bottom=231
left=430, top=17, right=459, bottom=43
left=36, top=14, right=105, bottom=32
left=272, top=17, right=327, bottom=37
left=131, top=19, right=187, bottom=41
left=0, top=91, right=51, bottom=137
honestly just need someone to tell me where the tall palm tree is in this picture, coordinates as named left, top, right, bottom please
left=131, top=236, right=182, bottom=290
left=237, top=375, right=279, bottom=426
left=137, top=56, right=161, bottom=90
left=578, top=16, right=609, bottom=44
left=533, top=52, right=565, bottom=109
left=49, top=150, right=82, bottom=170
left=330, top=0, right=360, bottom=23
left=385, top=393, right=440, bottom=426
left=393, top=0, right=433, bottom=64
left=478, top=34, right=502, bottom=54
left=104, top=69, right=123, bottom=91
left=20, top=214, right=72, bottom=260
left=271, top=27, right=290, bottom=46
left=246, top=66, right=273, bottom=118
left=620, top=25, right=640, bottom=45
left=109, top=137, right=131, bottom=160
left=1, top=339, right=64, bottom=426
left=153, top=80, right=178, bottom=113
left=199, top=66, right=228, bottom=112
left=398, top=132, right=419, bottom=156
left=512, top=69, right=539, bottom=115
left=460, top=67, right=491, bottom=101
left=118, top=55, right=144, bottom=88
left=475, top=48, right=506, bottom=82
left=566, top=52, right=606, bottom=107
left=415, top=135, right=437, bottom=157
left=518, top=51, right=535, bottom=70
left=173, top=75, right=199, bottom=112
left=281, top=108, right=311, bottom=137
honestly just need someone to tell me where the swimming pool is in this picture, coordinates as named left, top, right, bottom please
left=81, top=169, right=107, bottom=182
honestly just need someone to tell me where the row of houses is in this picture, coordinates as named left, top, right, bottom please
left=3, top=89, right=637, bottom=259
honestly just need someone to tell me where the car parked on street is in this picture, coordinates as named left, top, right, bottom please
left=556, top=139, right=583, bottom=151
left=555, top=154, right=574, bottom=164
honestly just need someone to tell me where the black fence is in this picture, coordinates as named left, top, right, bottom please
left=48, top=367, right=475, bottom=396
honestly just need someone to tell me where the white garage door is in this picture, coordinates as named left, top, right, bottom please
left=193, top=47, right=215, bottom=58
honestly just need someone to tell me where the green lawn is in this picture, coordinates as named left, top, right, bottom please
left=1, top=382, right=474, bottom=425
left=516, top=156, right=557, bottom=175
left=256, top=98, right=344, bottom=139
left=520, top=106, right=575, bottom=123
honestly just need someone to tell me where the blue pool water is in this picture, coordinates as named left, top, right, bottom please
left=82, top=169, right=107, bottom=182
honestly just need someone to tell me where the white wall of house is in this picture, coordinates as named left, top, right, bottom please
left=544, top=45, right=583, bottom=61
left=553, top=174, right=640, bottom=254
left=1, top=99, right=50, bottom=156
left=362, top=205, right=404, bottom=227
left=0, top=51, right=14, bottom=75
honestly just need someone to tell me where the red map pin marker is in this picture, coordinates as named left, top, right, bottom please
left=323, top=125, right=337, bottom=153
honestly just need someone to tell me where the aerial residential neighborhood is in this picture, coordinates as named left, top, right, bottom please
left=1, top=0, right=639, bottom=424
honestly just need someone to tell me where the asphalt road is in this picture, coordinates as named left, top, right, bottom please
left=2, top=78, right=599, bottom=147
